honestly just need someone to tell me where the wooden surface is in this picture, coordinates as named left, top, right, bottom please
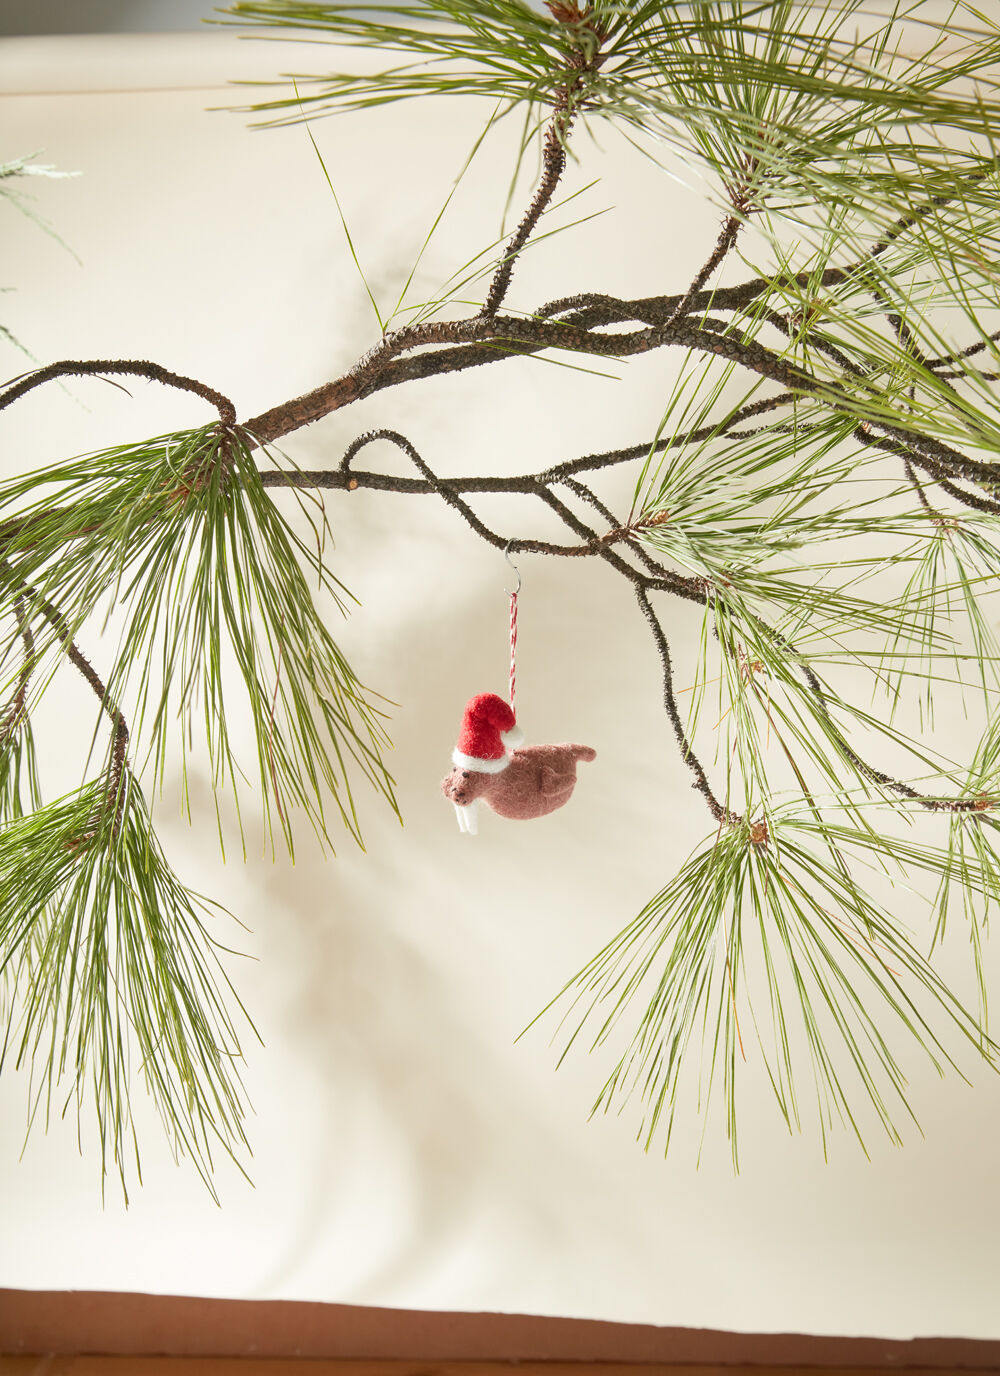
left=2, top=1362, right=1000, bottom=1376
left=3, top=1293, right=1000, bottom=1370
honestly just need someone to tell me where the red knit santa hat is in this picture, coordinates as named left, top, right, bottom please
left=452, top=692, right=524, bottom=773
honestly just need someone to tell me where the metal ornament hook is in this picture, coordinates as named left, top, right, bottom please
left=504, top=542, right=522, bottom=596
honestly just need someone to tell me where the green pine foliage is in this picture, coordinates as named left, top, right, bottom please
left=0, top=774, right=251, bottom=1198
left=0, top=420, right=397, bottom=1192
left=0, top=423, right=396, bottom=850
left=544, top=809, right=998, bottom=1164
left=5, top=0, right=1000, bottom=1188
left=217, top=0, right=1000, bottom=1158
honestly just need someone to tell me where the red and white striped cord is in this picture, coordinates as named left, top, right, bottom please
left=508, top=589, right=518, bottom=714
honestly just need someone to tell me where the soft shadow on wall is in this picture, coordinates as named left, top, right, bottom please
left=0, top=1, right=211, bottom=35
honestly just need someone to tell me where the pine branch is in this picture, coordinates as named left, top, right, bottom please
left=25, top=584, right=131, bottom=823
left=245, top=302, right=999, bottom=497
left=665, top=212, right=744, bottom=328
left=0, top=359, right=237, bottom=426
left=481, top=3, right=611, bottom=315
left=924, top=328, right=1000, bottom=372
left=9, top=0, right=1000, bottom=1186
left=481, top=112, right=571, bottom=317
left=2, top=596, right=35, bottom=735
left=636, top=586, right=735, bottom=826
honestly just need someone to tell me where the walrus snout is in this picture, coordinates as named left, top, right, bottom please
left=441, top=767, right=484, bottom=805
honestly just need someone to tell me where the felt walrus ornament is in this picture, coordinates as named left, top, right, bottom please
left=441, top=692, right=596, bottom=834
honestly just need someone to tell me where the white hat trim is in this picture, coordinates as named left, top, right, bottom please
left=452, top=748, right=511, bottom=774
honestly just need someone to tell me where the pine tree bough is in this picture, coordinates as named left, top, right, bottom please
left=5, top=0, right=1000, bottom=1189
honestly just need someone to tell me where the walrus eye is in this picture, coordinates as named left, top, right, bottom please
left=462, top=771, right=470, bottom=777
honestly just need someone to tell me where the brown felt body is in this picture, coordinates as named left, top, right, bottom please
left=442, top=743, right=596, bottom=819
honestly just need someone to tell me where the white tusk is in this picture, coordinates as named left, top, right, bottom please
left=453, top=801, right=479, bottom=835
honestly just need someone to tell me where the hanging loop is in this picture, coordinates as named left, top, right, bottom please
left=503, top=542, right=522, bottom=597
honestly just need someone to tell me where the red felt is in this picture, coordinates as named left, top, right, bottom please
left=454, top=692, right=518, bottom=765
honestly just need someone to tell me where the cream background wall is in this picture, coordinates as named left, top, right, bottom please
left=1, top=24, right=999, bottom=1338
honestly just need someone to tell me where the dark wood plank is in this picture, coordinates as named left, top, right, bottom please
left=4, top=1364, right=1000, bottom=1376
left=2, top=1361, right=1000, bottom=1376
left=3, top=1293, right=1000, bottom=1370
